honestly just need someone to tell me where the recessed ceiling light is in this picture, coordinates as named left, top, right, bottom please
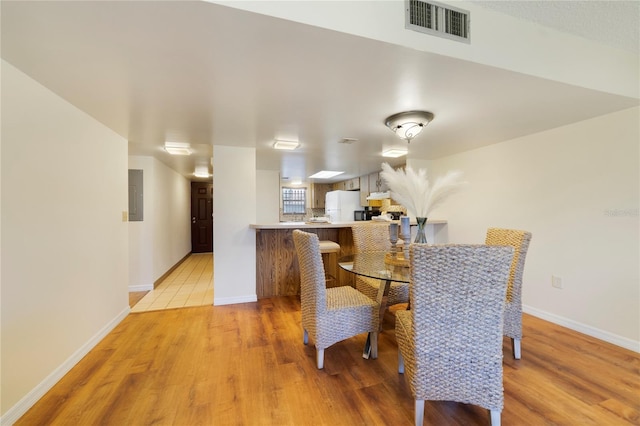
left=273, top=140, right=300, bottom=150
left=309, top=170, right=344, bottom=179
left=382, top=148, right=408, bottom=158
left=164, top=142, right=192, bottom=155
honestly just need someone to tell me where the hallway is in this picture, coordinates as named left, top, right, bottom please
left=130, top=253, right=213, bottom=312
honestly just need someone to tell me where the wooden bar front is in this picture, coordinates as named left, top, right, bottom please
left=254, top=226, right=355, bottom=298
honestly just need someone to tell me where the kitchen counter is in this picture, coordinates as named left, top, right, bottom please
left=250, top=221, right=354, bottom=229
left=250, top=219, right=446, bottom=230
left=250, top=220, right=447, bottom=298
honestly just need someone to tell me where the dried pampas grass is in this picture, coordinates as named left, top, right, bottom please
left=380, top=163, right=465, bottom=218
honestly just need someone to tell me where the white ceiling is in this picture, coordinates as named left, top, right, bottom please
left=475, top=1, right=639, bottom=53
left=2, top=1, right=638, bottom=183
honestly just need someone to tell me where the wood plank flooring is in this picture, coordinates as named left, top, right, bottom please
left=129, top=291, right=148, bottom=308
left=16, top=297, right=639, bottom=425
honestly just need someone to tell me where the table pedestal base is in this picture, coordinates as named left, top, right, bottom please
left=362, top=278, right=391, bottom=359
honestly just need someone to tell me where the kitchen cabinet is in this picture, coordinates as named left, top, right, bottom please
left=369, top=166, right=404, bottom=193
left=345, top=177, right=360, bottom=191
left=359, top=174, right=370, bottom=206
left=310, top=183, right=331, bottom=208
left=378, top=173, right=389, bottom=192
left=368, top=172, right=384, bottom=193
left=332, top=181, right=345, bottom=191
left=332, top=177, right=359, bottom=192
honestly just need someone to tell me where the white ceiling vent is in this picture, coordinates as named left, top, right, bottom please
left=405, top=0, right=470, bottom=43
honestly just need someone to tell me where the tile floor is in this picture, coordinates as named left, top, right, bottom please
left=131, top=253, right=213, bottom=313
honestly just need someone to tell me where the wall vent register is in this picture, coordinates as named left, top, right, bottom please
left=405, top=0, right=470, bottom=43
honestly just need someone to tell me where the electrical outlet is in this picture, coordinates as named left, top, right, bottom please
left=551, top=275, right=562, bottom=289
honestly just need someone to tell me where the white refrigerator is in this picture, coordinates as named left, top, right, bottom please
left=325, top=190, right=361, bottom=222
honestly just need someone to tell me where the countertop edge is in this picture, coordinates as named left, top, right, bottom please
left=250, top=220, right=447, bottom=230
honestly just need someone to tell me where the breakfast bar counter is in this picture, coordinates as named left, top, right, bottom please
left=250, top=222, right=358, bottom=297
left=250, top=220, right=447, bottom=298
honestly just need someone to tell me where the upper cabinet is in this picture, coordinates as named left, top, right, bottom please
left=363, top=165, right=404, bottom=204
left=359, top=174, right=370, bottom=206
left=345, top=177, right=360, bottom=191
left=330, top=177, right=360, bottom=192
left=333, top=177, right=359, bottom=191
left=368, top=172, right=386, bottom=193
left=310, top=183, right=331, bottom=208
left=378, top=173, right=389, bottom=192
left=330, top=166, right=403, bottom=207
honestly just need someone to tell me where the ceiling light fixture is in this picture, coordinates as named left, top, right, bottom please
left=164, top=141, right=192, bottom=155
left=309, top=170, right=344, bottom=179
left=194, top=165, right=210, bottom=178
left=382, top=148, right=408, bottom=158
left=384, top=111, right=434, bottom=143
left=273, top=140, right=300, bottom=150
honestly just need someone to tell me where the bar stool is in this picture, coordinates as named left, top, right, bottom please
left=318, top=240, right=341, bottom=287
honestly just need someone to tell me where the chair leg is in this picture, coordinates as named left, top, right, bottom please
left=303, top=329, right=308, bottom=345
left=316, top=348, right=324, bottom=369
left=398, top=351, right=405, bottom=374
left=415, top=400, right=425, bottom=426
left=490, top=409, right=501, bottom=426
left=369, top=332, right=378, bottom=359
left=512, top=338, right=521, bottom=359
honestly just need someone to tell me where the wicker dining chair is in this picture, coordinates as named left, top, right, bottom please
left=292, top=230, right=379, bottom=369
left=396, top=244, right=514, bottom=426
left=351, top=222, right=409, bottom=306
left=485, top=228, right=532, bottom=360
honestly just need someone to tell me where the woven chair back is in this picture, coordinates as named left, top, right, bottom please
left=293, top=230, right=327, bottom=315
left=485, top=228, right=532, bottom=302
left=351, top=222, right=391, bottom=253
left=407, top=244, right=513, bottom=408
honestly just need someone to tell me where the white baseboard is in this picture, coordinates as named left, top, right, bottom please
left=524, top=305, right=640, bottom=353
left=214, top=294, right=258, bottom=306
left=1, top=307, right=130, bottom=426
left=128, top=284, right=153, bottom=292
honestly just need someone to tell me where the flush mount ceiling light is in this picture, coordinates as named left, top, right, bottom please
left=273, top=140, right=300, bottom=150
left=194, top=165, right=210, bottom=178
left=384, top=111, right=434, bottom=143
left=309, top=170, right=344, bottom=179
left=164, top=142, right=192, bottom=155
left=382, top=148, right=408, bottom=158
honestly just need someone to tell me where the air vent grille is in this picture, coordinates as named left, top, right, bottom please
left=406, top=0, right=470, bottom=43
left=409, top=0, right=436, bottom=30
left=338, top=138, right=358, bottom=144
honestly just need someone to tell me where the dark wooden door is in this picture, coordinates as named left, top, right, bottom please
left=191, top=182, right=213, bottom=253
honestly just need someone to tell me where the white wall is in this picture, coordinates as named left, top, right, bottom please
left=128, top=155, right=191, bottom=291
left=150, top=157, right=191, bottom=281
left=428, top=107, right=639, bottom=351
left=213, top=146, right=257, bottom=305
left=256, top=169, right=280, bottom=223
left=128, top=156, right=155, bottom=290
left=1, top=61, right=130, bottom=420
left=218, top=1, right=638, bottom=98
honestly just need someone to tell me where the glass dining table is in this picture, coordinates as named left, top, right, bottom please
left=338, top=251, right=411, bottom=359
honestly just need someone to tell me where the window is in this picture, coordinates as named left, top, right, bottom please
left=282, top=187, right=306, bottom=214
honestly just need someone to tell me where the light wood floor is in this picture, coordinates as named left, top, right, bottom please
left=16, top=297, right=639, bottom=425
